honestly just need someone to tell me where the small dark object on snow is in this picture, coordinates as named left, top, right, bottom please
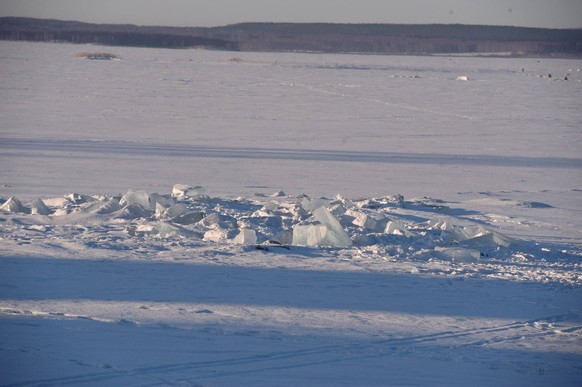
left=256, top=241, right=291, bottom=252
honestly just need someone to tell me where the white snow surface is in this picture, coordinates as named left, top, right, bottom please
left=1, top=41, right=581, bottom=386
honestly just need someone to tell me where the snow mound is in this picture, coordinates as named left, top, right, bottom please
left=75, top=52, right=120, bottom=60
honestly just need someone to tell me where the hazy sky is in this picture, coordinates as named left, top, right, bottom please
left=1, top=0, right=581, bottom=29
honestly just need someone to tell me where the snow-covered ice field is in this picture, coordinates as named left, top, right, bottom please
left=1, top=40, right=582, bottom=386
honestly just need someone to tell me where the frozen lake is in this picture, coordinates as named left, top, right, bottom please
left=1, top=41, right=581, bottom=386
left=1, top=41, right=581, bottom=199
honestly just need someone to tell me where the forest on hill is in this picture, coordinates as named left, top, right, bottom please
left=1, top=17, right=581, bottom=56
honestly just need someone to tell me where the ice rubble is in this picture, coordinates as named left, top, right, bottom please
left=293, top=207, right=352, bottom=248
left=0, top=185, right=521, bottom=260
left=30, top=198, right=51, bottom=215
left=233, top=229, right=258, bottom=245
left=0, top=197, right=28, bottom=214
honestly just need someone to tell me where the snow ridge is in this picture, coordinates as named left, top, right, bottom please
left=1, top=184, right=580, bottom=286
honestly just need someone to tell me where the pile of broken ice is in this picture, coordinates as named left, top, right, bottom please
left=1, top=184, right=519, bottom=262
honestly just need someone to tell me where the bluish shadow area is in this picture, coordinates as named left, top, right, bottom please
left=2, top=138, right=581, bottom=169
left=1, top=313, right=581, bottom=387
left=1, top=256, right=580, bottom=321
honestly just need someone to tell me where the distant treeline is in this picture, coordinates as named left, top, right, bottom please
left=1, top=17, right=581, bottom=56
left=0, top=17, right=237, bottom=49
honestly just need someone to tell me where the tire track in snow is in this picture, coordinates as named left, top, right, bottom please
left=284, top=81, right=475, bottom=120
left=3, top=313, right=578, bottom=386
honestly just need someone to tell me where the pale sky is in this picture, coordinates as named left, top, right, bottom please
left=0, top=0, right=581, bottom=29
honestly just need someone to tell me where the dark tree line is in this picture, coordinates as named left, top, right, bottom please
left=0, top=28, right=237, bottom=49
left=1, top=17, right=581, bottom=56
left=0, top=17, right=235, bottom=49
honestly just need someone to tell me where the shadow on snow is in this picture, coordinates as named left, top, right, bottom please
left=1, top=256, right=579, bottom=321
